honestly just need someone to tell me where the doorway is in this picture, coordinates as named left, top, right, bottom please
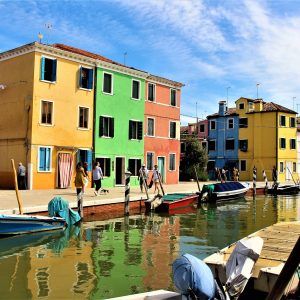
left=157, top=156, right=165, bottom=183
left=115, top=157, right=125, bottom=185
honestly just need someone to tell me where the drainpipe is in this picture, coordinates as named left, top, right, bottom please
left=92, top=64, right=97, bottom=163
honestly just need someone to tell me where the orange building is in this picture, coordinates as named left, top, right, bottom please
left=144, top=76, right=183, bottom=184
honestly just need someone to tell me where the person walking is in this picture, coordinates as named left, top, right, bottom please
left=17, top=162, right=26, bottom=190
left=82, top=161, right=89, bottom=194
left=139, top=164, right=148, bottom=193
left=152, top=165, right=161, bottom=195
left=92, top=161, right=103, bottom=196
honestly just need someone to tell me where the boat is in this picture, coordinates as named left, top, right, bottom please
left=144, top=193, right=199, bottom=212
left=267, top=182, right=300, bottom=195
left=0, top=214, right=66, bottom=236
left=198, top=181, right=249, bottom=203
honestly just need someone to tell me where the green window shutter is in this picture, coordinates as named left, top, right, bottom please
left=138, top=122, right=143, bottom=140
left=41, top=57, right=45, bottom=80
left=110, top=118, right=114, bottom=138
left=87, top=69, right=93, bottom=89
left=129, top=120, right=133, bottom=139
left=99, top=116, right=104, bottom=136
left=51, top=59, right=57, bottom=82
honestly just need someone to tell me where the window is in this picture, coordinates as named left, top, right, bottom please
left=147, top=152, right=154, bottom=170
left=79, top=107, right=89, bottom=129
left=99, top=116, right=114, bottom=138
left=103, top=72, right=113, bottom=94
left=280, top=138, right=286, bottom=149
left=40, top=57, right=57, bottom=82
left=170, top=121, right=176, bottom=139
left=199, top=124, right=205, bottom=132
left=210, top=120, right=216, bottom=130
left=227, top=118, right=234, bottom=129
left=132, top=80, right=140, bottom=100
left=171, top=89, right=176, bottom=106
left=41, top=100, right=53, bottom=125
left=239, top=103, right=245, bottom=110
left=148, top=83, right=155, bottom=101
left=169, top=154, right=176, bottom=171
left=96, top=157, right=111, bottom=177
left=129, top=120, right=143, bottom=140
left=290, top=117, right=296, bottom=128
left=280, top=115, right=286, bottom=126
left=128, top=159, right=141, bottom=176
left=280, top=162, right=284, bottom=173
left=239, top=140, right=248, bottom=152
left=39, top=147, right=51, bottom=172
left=147, top=118, right=154, bottom=136
left=79, top=67, right=93, bottom=89
left=248, top=102, right=254, bottom=110
left=239, top=118, right=248, bottom=128
left=240, top=160, right=246, bottom=171
left=293, top=162, right=297, bottom=172
left=225, top=139, right=235, bottom=150
left=208, top=140, right=216, bottom=151
left=201, top=141, right=207, bottom=149
left=290, top=139, right=296, bottom=149
left=181, top=143, right=186, bottom=153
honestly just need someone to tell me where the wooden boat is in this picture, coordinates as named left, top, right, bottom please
left=267, top=183, right=300, bottom=195
left=198, top=181, right=249, bottom=203
left=0, top=214, right=66, bottom=236
left=204, top=221, right=300, bottom=297
left=144, top=193, right=199, bottom=212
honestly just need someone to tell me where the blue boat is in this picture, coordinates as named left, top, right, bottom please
left=0, top=214, right=66, bottom=236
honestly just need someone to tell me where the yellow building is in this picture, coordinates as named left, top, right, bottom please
left=0, top=42, right=95, bottom=189
left=236, top=97, right=297, bottom=182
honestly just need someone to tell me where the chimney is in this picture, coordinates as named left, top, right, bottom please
left=254, top=99, right=263, bottom=112
left=219, top=100, right=226, bottom=116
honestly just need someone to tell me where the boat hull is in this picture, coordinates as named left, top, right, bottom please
left=144, top=193, right=198, bottom=212
left=0, top=214, right=66, bottom=236
left=267, top=184, right=300, bottom=195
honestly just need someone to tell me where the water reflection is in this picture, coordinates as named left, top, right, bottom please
left=0, top=194, right=299, bottom=299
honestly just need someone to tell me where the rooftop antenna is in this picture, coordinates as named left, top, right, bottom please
left=256, top=83, right=260, bottom=99
left=45, top=23, right=53, bottom=44
left=226, top=86, right=230, bottom=109
left=123, top=52, right=127, bottom=65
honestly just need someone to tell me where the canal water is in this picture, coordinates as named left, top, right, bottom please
left=1, top=194, right=300, bottom=299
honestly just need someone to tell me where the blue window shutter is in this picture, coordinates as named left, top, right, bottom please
left=79, top=67, right=83, bottom=87
left=88, top=69, right=93, bottom=89
left=52, top=59, right=57, bottom=82
left=87, top=150, right=92, bottom=171
left=39, top=148, right=45, bottom=171
left=45, top=148, right=51, bottom=171
left=41, top=57, right=45, bottom=80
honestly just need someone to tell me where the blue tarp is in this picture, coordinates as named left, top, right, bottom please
left=212, top=182, right=245, bottom=192
left=48, top=196, right=81, bottom=225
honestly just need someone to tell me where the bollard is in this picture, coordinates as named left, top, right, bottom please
left=124, top=170, right=132, bottom=215
left=262, top=170, right=268, bottom=192
left=253, top=166, right=257, bottom=196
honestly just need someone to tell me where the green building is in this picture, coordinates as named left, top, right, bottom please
left=94, top=65, right=147, bottom=187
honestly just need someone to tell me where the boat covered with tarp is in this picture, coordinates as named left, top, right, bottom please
left=144, top=193, right=199, bottom=212
left=198, top=181, right=249, bottom=203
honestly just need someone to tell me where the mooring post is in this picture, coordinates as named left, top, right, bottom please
left=262, top=170, right=268, bottom=192
left=124, top=170, right=132, bottom=215
left=253, top=166, right=257, bottom=196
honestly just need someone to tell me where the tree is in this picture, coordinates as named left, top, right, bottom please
left=180, top=136, right=208, bottom=181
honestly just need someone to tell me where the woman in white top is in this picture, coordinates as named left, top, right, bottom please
left=92, top=162, right=103, bottom=196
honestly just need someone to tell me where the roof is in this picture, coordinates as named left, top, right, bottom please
left=260, top=102, right=297, bottom=114
left=207, top=107, right=237, bottom=118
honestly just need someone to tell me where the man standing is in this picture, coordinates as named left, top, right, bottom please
left=17, top=162, right=26, bottom=190
left=139, top=164, right=148, bottom=193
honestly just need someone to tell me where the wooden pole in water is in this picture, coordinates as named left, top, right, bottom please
left=262, top=170, right=268, bottom=192
left=157, top=170, right=165, bottom=196
left=266, top=236, right=300, bottom=300
left=194, top=165, right=201, bottom=192
left=11, top=159, right=23, bottom=214
left=253, top=166, right=257, bottom=196
left=124, top=171, right=132, bottom=215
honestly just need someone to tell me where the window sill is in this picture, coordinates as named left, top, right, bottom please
left=40, top=80, right=56, bottom=84
left=38, top=170, right=52, bottom=173
left=39, top=123, right=54, bottom=127
left=131, top=98, right=141, bottom=101
left=100, top=136, right=113, bottom=139
left=79, top=87, right=93, bottom=92
left=102, top=91, right=114, bottom=96
left=77, top=127, right=89, bottom=131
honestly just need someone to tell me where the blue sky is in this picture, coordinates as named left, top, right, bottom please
left=1, top=0, right=300, bottom=124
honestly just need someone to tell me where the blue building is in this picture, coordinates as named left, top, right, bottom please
left=207, top=101, right=239, bottom=180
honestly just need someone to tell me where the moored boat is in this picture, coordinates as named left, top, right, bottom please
left=267, top=183, right=300, bottom=195
left=0, top=214, right=66, bottom=236
left=198, top=181, right=249, bottom=203
left=144, top=193, right=198, bottom=212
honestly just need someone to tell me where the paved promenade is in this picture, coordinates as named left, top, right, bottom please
left=0, top=181, right=267, bottom=215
